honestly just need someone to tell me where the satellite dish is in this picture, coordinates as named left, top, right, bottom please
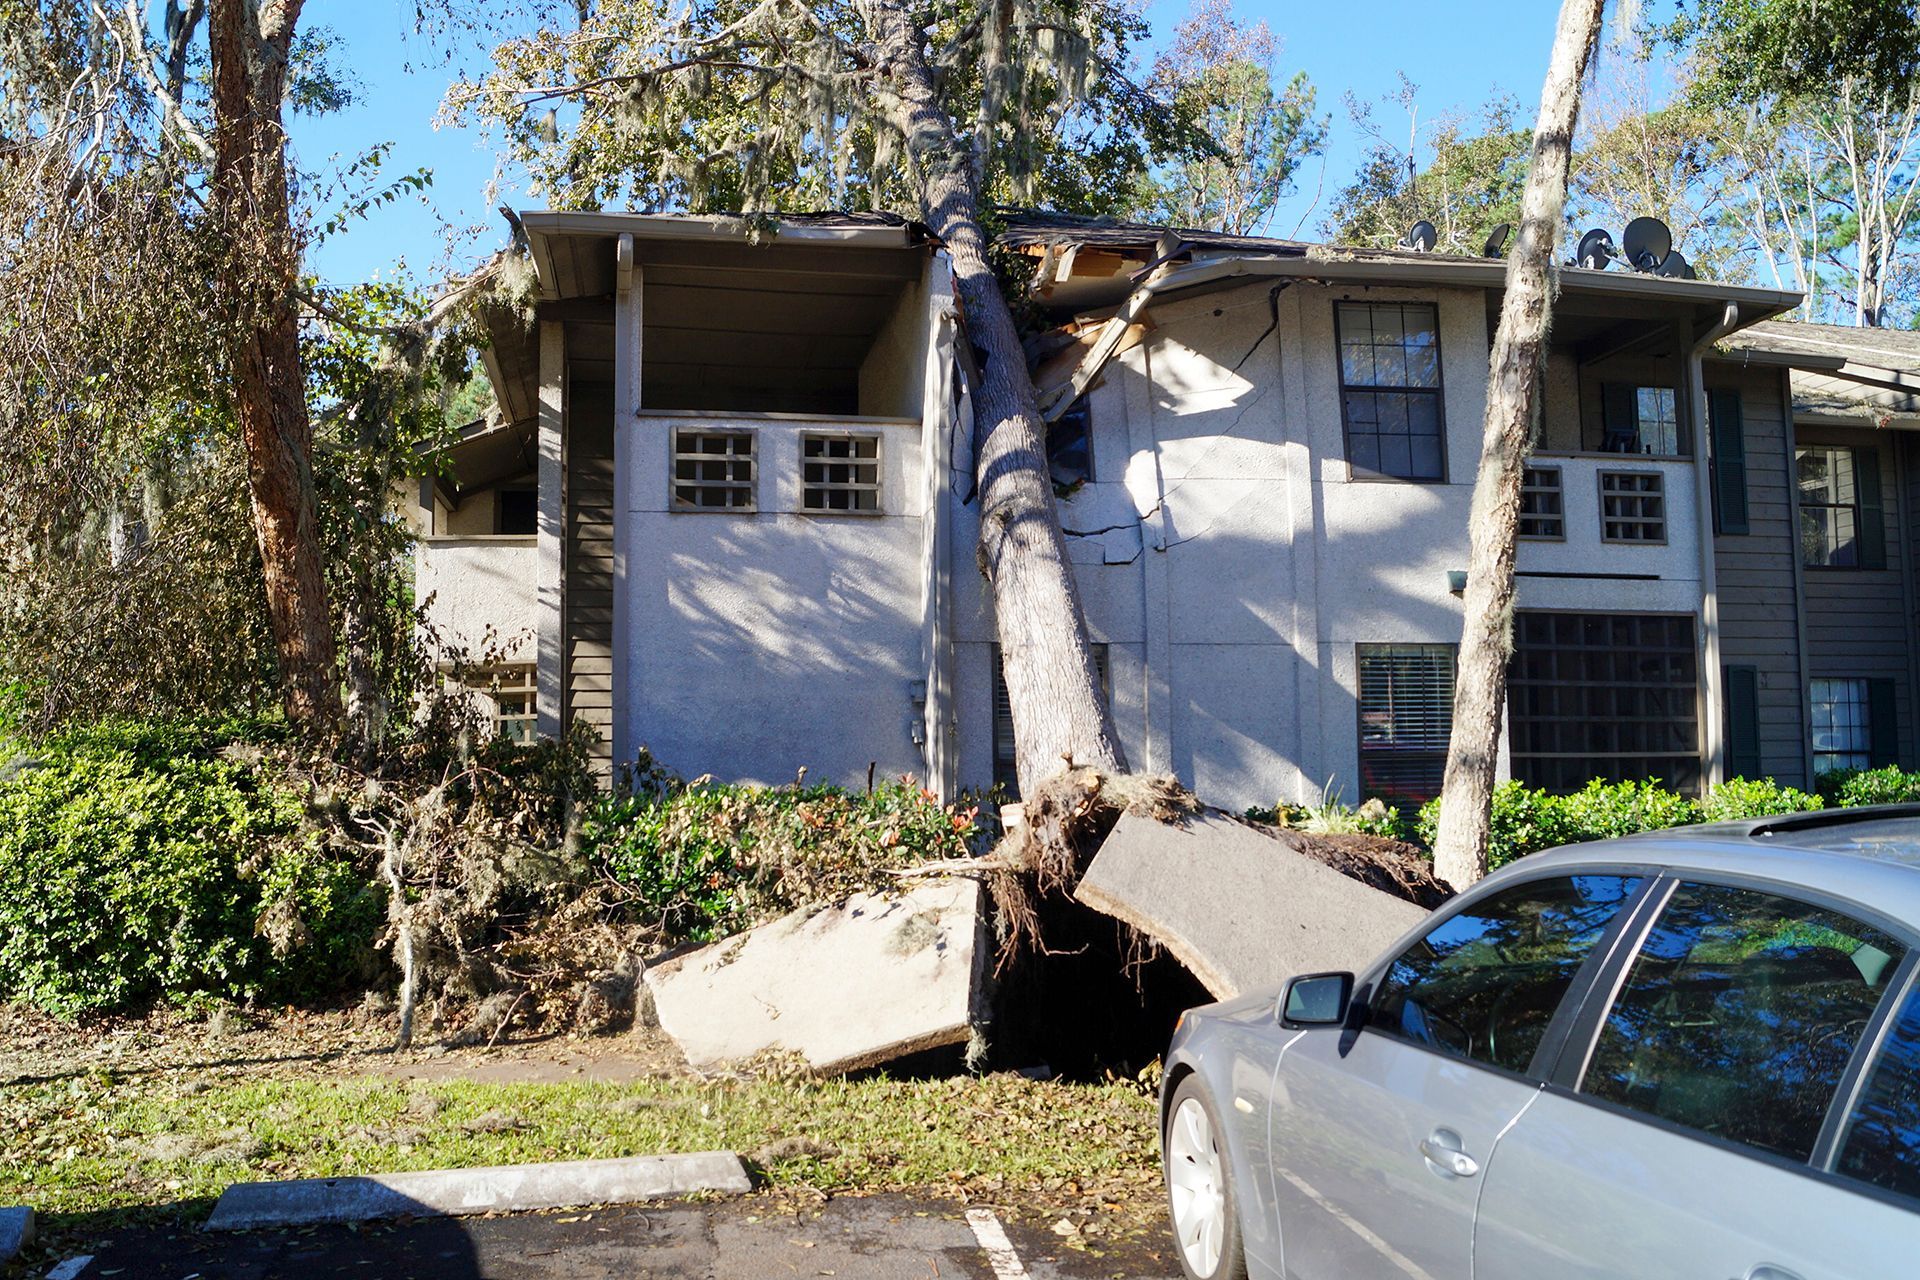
left=1402, top=219, right=1438, bottom=253
left=1481, top=223, right=1511, bottom=258
left=1656, top=250, right=1695, bottom=280
left=1577, top=228, right=1616, bottom=270
left=1622, top=216, right=1673, bottom=272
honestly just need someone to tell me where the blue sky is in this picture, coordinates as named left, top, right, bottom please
left=296, top=0, right=1573, bottom=286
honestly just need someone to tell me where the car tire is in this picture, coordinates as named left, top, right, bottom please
left=1164, top=1075, right=1249, bottom=1280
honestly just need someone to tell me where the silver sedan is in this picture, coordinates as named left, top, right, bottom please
left=1160, top=807, right=1920, bottom=1280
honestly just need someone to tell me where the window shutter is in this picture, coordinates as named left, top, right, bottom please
left=1869, top=677, right=1899, bottom=767
left=1708, top=389, right=1749, bottom=535
left=1722, top=664, right=1761, bottom=780
left=1854, top=447, right=1887, bottom=569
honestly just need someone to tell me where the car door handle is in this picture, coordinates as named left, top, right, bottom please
left=1418, top=1129, right=1481, bottom=1178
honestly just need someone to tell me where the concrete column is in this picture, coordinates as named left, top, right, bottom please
left=918, top=257, right=960, bottom=801
left=1684, top=321, right=1726, bottom=788
left=1122, top=340, right=1174, bottom=777
left=612, top=234, right=640, bottom=771
left=536, top=318, right=565, bottom=739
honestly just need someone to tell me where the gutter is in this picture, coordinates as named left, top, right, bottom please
left=1691, top=300, right=1743, bottom=789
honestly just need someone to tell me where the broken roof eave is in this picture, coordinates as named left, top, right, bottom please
left=1105, top=252, right=1803, bottom=322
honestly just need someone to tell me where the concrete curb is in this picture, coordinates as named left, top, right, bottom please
left=203, top=1151, right=752, bottom=1231
left=0, top=1206, right=35, bottom=1264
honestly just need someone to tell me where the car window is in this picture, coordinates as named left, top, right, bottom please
left=1370, top=874, right=1642, bottom=1075
left=1583, top=882, right=1903, bottom=1162
left=1837, top=980, right=1920, bottom=1201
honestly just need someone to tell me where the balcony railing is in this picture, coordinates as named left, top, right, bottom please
left=415, top=535, right=538, bottom=662
left=1516, top=454, right=1700, bottom=577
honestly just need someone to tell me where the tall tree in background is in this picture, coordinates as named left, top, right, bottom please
left=1134, top=0, right=1325, bottom=234
left=1674, top=0, right=1920, bottom=324
left=1325, top=84, right=1532, bottom=251
left=1432, top=0, right=1606, bottom=890
left=208, top=0, right=341, bottom=730
left=448, top=0, right=1209, bottom=795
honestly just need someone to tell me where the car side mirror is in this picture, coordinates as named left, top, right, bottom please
left=1281, top=971, right=1355, bottom=1028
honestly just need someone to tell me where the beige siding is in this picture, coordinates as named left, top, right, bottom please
left=1799, top=423, right=1915, bottom=769
left=566, top=377, right=616, bottom=774
left=1710, top=366, right=1809, bottom=785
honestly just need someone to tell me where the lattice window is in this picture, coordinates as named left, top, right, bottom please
left=468, top=665, right=537, bottom=745
left=1357, top=644, right=1456, bottom=806
left=801, top=433, right=882, bottom=513
left=1798, top=445, right=1861, bottom=567
left=1600, top=470, right=1666, bottom=543
left=1508, top=611, right=1700, bottom=794
left=671, top=428, right=756, bottom=510
left=1519, top=466, right=1564, bottom=540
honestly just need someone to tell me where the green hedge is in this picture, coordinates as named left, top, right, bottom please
left=1414, top=775, right=1835, bottom=871
left=584, top=767, right=981, bottom=944
left=0, top=721, right=377, bottom=1017
left=1825, top=765, right=1920, bottom=807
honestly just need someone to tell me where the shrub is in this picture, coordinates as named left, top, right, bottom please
left=1556, top=778, right=1702, bottom=842
left=1700, top=777, right=1824, bottom=821
left=584, top=765, right=982, bottom=944
left=0, top=720, right=377, bottom=1017
left=1418, top=779, right=1700, bottom=870
left=1825, top=766, right=1920, bottom=808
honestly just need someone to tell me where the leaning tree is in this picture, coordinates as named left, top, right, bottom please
left=448, top=0, right=1210, bottom=797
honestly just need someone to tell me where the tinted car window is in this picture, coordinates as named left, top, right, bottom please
left=1584, top=882, right=1903, bottom=1162
left=1371, top=875, right=1642, bottom=1075
left=1838, top=981, right=1920, bottom=1201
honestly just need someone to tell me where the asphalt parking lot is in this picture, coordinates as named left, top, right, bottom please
left=28, top=1194, right=1178, bottom=1280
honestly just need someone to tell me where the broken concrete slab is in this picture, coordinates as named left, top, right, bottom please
left=1075, top=811, right=1430, bottom=999
left=204, top=1151, right=751, bottom=1230
left=644, top=877, right=987, bottom=1075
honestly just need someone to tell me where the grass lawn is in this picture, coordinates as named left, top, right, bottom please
left=1, top=1068, right=1164, bottom=1232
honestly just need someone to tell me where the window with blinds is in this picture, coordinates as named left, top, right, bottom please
left=1519, top=466, right=1565, bottom=540
left=1599, top=470, right=1666, bottom=543
left=801, top=432, right=882, bottom=513
left=1357, top=644, right=1456, bottom=806
left=671, top=428, right=756, bottom=510
left=993, top=644, right=1108, bottom=794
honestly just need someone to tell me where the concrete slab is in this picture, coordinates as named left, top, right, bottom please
left=644, top=878, right=987, bottom=1074
left=202, top=1151, right=751, bottom=1231
left=1075, top=812, right=1430, bottom=999
left=0, top=1205, right=34, bottom=1264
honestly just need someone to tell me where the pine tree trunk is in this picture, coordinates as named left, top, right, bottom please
left=209, top=0, right=341, bottom=733
left=1432, top=0, right=1604, bottom=890
left=873, top=1, right=1125, bottom=796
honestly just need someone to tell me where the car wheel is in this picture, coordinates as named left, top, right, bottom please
left=1164, top=1076, right=1248, bottom=1280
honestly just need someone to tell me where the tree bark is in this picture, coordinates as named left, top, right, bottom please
left=872, top=1, right=1126, bottom=796
left=1432, top=0, right=1604, bottom=891
left=208, top=0, right=341, bottom=733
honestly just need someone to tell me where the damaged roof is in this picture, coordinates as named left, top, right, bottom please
left=1721, top=319, right=1920, bottom=425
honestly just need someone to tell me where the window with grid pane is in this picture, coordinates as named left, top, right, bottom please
left=1357, top=644, right=1455, bottom=805
left=1798, top=445, right=1860, bottom=566
left=1519, top=466, right=1564, bottom=539
left=801, top=433, right=882, bottom=512
left=672, top=429, right=755, bottom=510
left=467, top=665, right=536, bottom=744
left=1336, top=302, right=1444, bottom=481
left=1508, top=611, right=1701, bottom=794
left=993, top=644, right=1108, bottom=794
left=1600, top=471, right=1666, bottom=543
left=1811, top=677, right=1873, bottom=775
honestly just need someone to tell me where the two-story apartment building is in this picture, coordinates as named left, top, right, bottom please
left=416, top=209, right=1914, bottom=810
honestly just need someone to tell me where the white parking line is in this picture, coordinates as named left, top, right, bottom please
left=964, top=1208, right=1032, bottom=1280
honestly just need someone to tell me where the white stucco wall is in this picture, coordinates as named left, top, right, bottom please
left=619, top=412, right=929, bottom=788
left=415, top=536, right=539, bottom=664
left=947, top=278, right=1710, bottom=812
left=858, top=279, right=930, bottom=419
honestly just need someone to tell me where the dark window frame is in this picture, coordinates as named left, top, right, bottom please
left=1797, top=443, right=1887, bottom=570
left=496, top=486, right=538, bottom=536
left=1334, top=300, right=1448, bottom=484
left=1047, top=397, right=1095, bottom=488
left=1508, top=610, right=1703, bottom=795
